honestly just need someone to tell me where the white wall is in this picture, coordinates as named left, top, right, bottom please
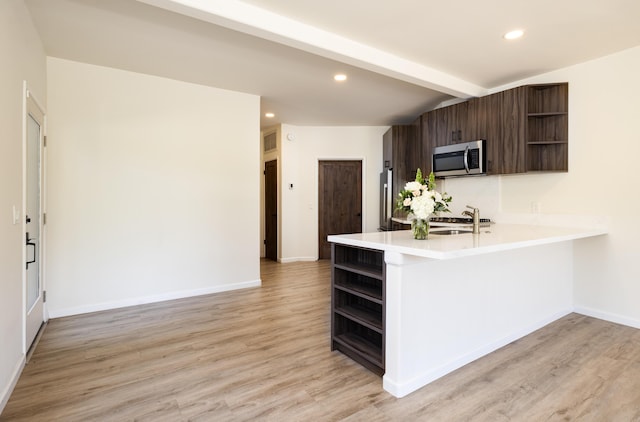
left=445, top=46, right=640, bottom=328
left=0, top=0, right=47, bottom=411
left=279, top=125, right=387, bottom=262
left=505, top=47, right=640, bottom=328
left=45, top=58, right=261, bottom=317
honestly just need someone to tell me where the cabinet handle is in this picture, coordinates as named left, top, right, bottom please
left=458, top=130, right=462, bottom=141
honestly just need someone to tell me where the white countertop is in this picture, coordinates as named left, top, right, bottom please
left=328, top=223, right=607, bottom=260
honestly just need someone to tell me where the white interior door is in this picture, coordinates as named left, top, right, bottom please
left=25, top=92, right=45, bottom=350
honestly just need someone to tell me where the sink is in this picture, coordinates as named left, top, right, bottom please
left=429, top=228, right=472, bottom=235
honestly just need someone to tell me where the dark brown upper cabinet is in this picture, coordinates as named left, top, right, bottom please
left=420, top=112, right=434, bottom=175
left=420, top=101, right=469, bottom=175
left=468, top=87, right=527, bottom=175
left=428, top=101, right=470, bottom=147
left=383, top=124, right=421, bottom=208
left=418, top=82, right=568, bottom=176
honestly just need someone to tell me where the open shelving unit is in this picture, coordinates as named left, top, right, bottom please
left=526, top=83, right=569, bottom=172
left=331, top=243, right=385, bottom=375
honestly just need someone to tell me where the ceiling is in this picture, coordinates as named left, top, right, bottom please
left=25, top=0, right=640, bottom=129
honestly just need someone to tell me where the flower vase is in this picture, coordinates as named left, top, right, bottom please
left=411, top=218, right=429, bottom=240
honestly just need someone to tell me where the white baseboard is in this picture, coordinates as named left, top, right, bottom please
left=574, top=306, right=640, bottom=330
left=279, top=256, right=317, bottom=263
left=0, top=355, right=25, bottom=414
left=383, top=309, right=572, bottom=398
left=48, top=279, right=261, bottom=318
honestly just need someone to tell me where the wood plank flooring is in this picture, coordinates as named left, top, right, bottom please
left=3, top=259, right=640, bottom=421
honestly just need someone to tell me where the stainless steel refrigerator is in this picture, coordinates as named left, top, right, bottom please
left=379, top=169, right=393, bottom=231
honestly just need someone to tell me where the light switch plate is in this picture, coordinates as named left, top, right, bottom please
left=12, top=205, right=20, bottom=225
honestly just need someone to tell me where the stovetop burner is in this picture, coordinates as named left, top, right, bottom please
left=430, top=217, right=492, bottom=224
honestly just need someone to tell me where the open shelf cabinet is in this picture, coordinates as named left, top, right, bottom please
left=331, top=243, right=385, bottom=375
left=526, top=83, right=569, bottom=172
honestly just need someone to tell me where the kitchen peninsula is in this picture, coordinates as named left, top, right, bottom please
left=328, top=223, right=607, bottom=398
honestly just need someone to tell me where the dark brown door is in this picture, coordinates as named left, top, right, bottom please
left=265, top=160, right=277, bottom=261
left=318, top=160, right=362, bottom=259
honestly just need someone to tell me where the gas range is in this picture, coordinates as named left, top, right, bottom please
left=429, top=216, right=492, bottom=227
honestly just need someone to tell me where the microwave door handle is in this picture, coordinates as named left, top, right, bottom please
left=386, top=169, right=393, bottom=220
left=463, top=146, right=470, bottom=173
left=383, top=182, right=388, bottom=220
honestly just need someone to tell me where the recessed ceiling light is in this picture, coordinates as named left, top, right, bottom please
left=334, top=74, right=347, bottom=82
left=504, top=29, right=524, bottom=40
left=265, top=112, right=275, bottom=118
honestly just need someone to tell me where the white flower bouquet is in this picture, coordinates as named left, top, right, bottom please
left=396, top=169, right=452, bottom=239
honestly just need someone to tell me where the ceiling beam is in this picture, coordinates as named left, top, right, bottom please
left=136, top=0, right=487, bottom=99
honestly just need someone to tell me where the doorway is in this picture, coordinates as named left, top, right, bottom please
left=25, top=88, right=46, bottom=351
left=318, top=160, right=362, bottom=259
left=264, top=160, right=278, bottom=261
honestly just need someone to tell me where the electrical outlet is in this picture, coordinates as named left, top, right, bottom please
left=531, top=202, right=541, bottom=214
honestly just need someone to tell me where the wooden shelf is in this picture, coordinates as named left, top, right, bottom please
left=335, top=304, right=383, bottom=332
left=527, top=143, right=568, bottom=172
left=527, top=83, right=568, bottom=114
left=334, top=281, right=383, bottom=304
left=334, top=268, right=383, bottom=303
left=333, top=244, right=383, bottom=278
left=334, top=263, right=383, bottom=280
left=333, top=333, right=383, bottom=368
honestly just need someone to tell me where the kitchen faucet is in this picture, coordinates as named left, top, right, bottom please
left=463, top=205, right=481, bottom=234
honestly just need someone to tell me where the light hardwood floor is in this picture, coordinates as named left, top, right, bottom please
left=3, top=259, right=640, bottom=421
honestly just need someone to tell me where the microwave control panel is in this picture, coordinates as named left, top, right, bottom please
left=468, top=149, right=480, bottom=169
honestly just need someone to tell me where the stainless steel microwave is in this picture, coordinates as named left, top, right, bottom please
left=432, top=140, right=486, bottom=177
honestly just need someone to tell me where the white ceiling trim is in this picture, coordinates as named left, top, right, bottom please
left=135, top=0, right=487, bottom=98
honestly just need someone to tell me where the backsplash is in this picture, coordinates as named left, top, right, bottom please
left=439, top=175, right=501, bottom=219
left=439, top=174, right=609, bottom=230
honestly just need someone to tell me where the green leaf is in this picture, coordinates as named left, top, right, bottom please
left=415, top=168, right=424, bottom=185
left=428, top=171, right=436, bottom=191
